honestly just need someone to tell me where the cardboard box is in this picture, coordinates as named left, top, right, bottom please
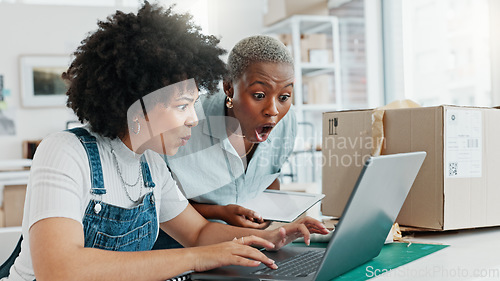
left=264, top=0, right=328, bottom=26
left=302, top=74, right=333, bottom=104
left=0, top=207, right=5, bottom=227
left=279, top=34, right=329, bottom=63
left=22, top=139, right=42, bottom=159
left=3, top=185, right=27, bottom=227
left=322, top=106, right=500, bottom=230
left=309, top=49, right=332, bottom=64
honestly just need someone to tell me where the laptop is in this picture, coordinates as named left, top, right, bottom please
left=190, top=151, right=426, bottom=281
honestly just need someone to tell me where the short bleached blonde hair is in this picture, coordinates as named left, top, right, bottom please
left=226, top=35, right=294, bottom=82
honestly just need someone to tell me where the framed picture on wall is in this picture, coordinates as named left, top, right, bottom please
left=20, top=55, right=70, bottom=107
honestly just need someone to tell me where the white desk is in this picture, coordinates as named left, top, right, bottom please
left=373, top=227, right=500, bottom=280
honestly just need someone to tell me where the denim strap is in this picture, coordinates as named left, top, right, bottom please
left=140, top=155, right=155, bottom=188
left=67, top=128, right=106, bottom=195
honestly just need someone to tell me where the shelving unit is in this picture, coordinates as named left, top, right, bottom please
left=0, top=159, right=32, bottom=186
left=264, top=15, right=366, bottom=184
left=263, top=15, right=342, bottom=184
left=263, top=15, right=343, bottom=125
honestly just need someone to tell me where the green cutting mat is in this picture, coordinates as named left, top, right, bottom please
left=333, top=242, right=448, bottom=280
left=293, top=242, right=448, bottom=280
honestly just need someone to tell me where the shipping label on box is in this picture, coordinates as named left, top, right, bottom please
left=445, top=109, right=482, bottom=178
left=322, top=106, right=500, bottom=231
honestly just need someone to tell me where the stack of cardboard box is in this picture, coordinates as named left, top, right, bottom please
left=263, top=0, right=328, bottom=26
left=278, top=34, right=332, bottom=63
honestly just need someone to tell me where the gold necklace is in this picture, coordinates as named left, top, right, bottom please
left=239, top=142, right=255, bottom=158
left=229, top=130, right=245, bottom=138
left=226, top=128, right=253, bottom=157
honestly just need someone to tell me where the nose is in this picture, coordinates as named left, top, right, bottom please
left=263, top=99, right=279, bottom=117
left=185, top=107, right=199, bottom=128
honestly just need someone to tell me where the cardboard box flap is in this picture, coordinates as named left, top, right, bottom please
left=322, top=111, right=373, bottom=215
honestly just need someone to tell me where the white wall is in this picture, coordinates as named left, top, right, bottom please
left=207, top=0, right=266, bottom=59
left=0, top=4, right=134, bottom=159
left=0, top=1, right=265, bottom=160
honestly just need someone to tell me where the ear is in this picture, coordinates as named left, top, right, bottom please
left=223, top=80, right=234, bottom=99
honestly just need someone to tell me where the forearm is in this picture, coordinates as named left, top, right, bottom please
left=163, top=205, right=328, bottom=252
left=194, top=221, right=270, bottom=246
left=190, top=201, right=225, bottom=220
left=31, top=217, right=197, bottom=281
left=33, top=245, right=195, bottom=281
left=267, top=178, right=280, bottom=190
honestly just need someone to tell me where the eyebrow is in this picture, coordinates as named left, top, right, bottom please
left=249, top=81, right=266, bottom=87
left=175, top=96, right=195, bottom=102
left=249, top=81, right=294, bottom=89
left=175, top=91, right=200, bottom=102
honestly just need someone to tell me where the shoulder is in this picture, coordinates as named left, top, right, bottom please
left=142, top=150, right=175, bottom=186
left=35, top=131, right=86, bottom=160
left=143, top=150, right=167, bottom=169
left=40, top=130, right=81, bottom=144
left=29, top=130, right=92, bottom=197
left=31, top=130, right=94, bottom=183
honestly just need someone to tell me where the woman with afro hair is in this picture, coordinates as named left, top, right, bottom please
left=1, top=2, right=328, bottom=281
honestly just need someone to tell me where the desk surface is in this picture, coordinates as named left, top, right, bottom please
left=373, top=226, right=500, bottom=280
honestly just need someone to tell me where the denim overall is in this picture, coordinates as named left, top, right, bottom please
left=70, top=128, right=158, bottom=251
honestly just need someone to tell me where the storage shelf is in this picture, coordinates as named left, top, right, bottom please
left=263, top=15, right=337, bottom=35
left=265, top=15, right=343, bottom=185
left=299, top=104, right=339, bottom=111
left=0, top=159, right=32, bottom=169
left=301, top=63, right=336, bottom=76
left=0, top=159, right=31, bottom=185
left=264, top=15, right=343, bottom=123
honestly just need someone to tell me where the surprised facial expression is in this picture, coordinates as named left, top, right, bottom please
left=225, top=62, right=294, bottom=143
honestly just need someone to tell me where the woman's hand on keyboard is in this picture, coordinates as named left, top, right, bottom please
left=264, top=216, right=330, bottom=250
left=190, top=235, right=278, bottom=272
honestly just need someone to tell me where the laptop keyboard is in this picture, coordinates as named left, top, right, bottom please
left=252, top=250, right=324, bottom=277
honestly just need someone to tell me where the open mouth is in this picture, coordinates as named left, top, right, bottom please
left=255, top=123, right=275, bottom=142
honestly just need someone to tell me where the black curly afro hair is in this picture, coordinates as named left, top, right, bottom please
left=63, top=1, right=227, bottom=139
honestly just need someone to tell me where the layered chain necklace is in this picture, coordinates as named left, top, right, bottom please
left=109, top=141, right=144, bottom=203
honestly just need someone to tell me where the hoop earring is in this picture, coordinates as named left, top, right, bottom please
left=226, top=97, right=234, bottom=109
left=131, top=117, right=141, bottom=135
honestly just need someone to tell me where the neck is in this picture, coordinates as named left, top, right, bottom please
left=120, top=134, right=146, bottom=154
left=224, top=107, right=243, bottom=139
left=226, top=107, right=235, bottom=119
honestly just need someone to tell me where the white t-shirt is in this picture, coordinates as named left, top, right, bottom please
left=4, top=128, right=188, bottom=281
